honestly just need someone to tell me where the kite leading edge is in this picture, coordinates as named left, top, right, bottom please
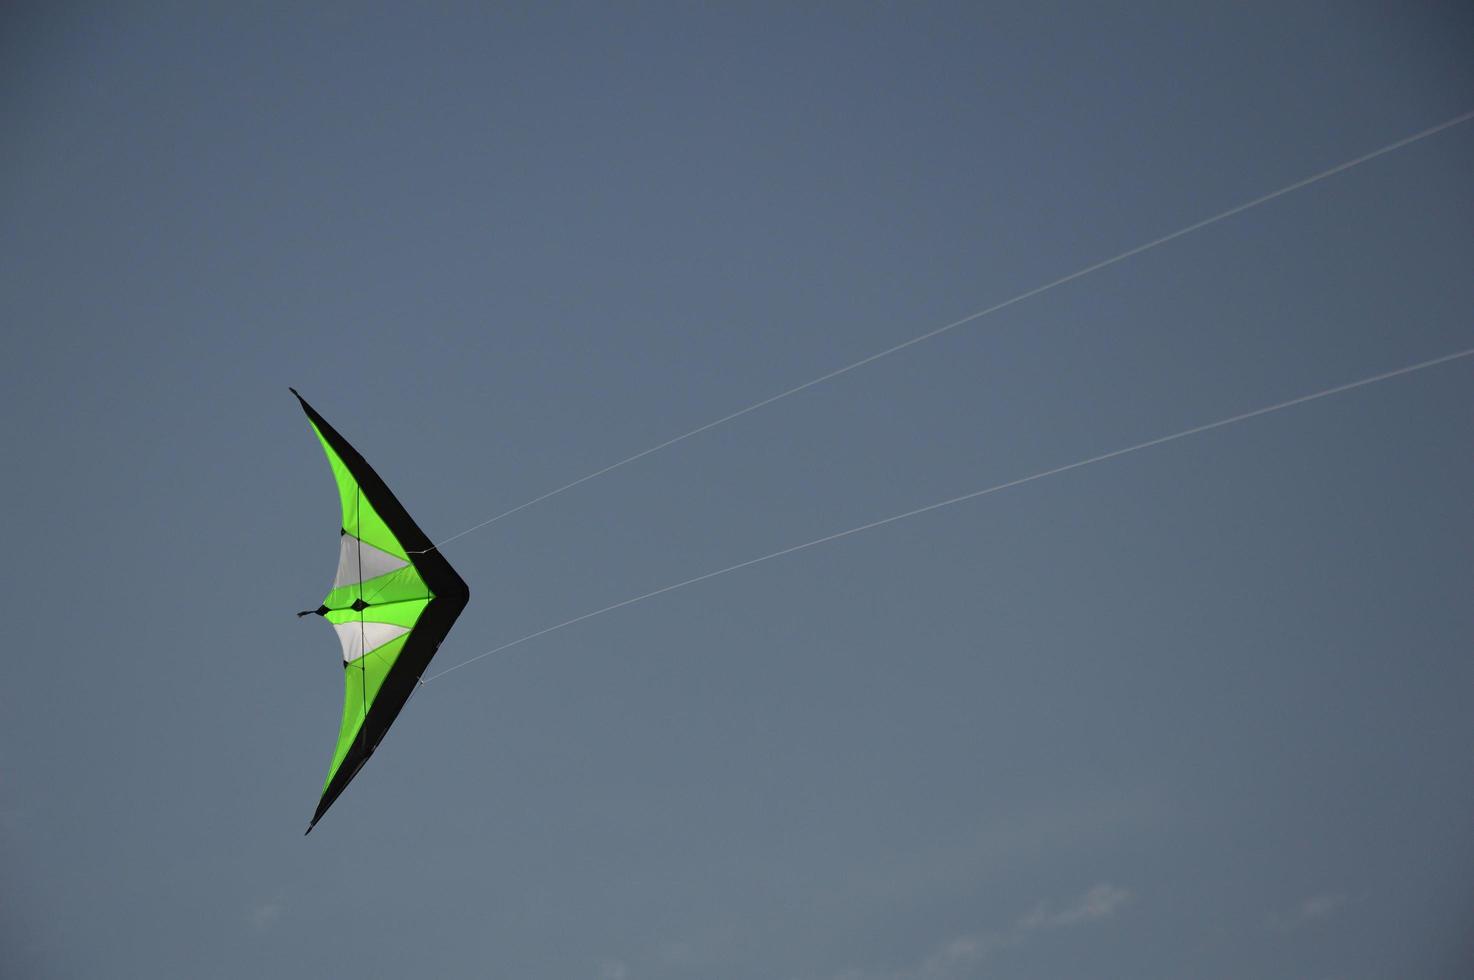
left=291, top=389, right=469, bottom=834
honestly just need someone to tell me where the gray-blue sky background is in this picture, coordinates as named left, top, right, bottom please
left=3, top=3, right=1472, bottom=978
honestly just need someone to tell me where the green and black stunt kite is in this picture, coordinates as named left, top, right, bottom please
left=292, top=390, right=470, bottom=834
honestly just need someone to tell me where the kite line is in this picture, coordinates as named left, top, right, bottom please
left=419, top=109, right=1474, bottom=556
left=421, top=345, right=1474, bottom=682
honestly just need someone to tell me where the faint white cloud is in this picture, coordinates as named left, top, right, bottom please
left=250, top=898, right=284, bottom=931
left=828, top=790, right=1160, bottom=914
left=910, top=933, right=1003, bottom=978
left=1018, top=882, right=1132, bottom=930
left=597, top=958, right=630, bottom=980
left=1299, top=892, right=1349, bottom=921
left=1274, top=891, right=1357, bottom=932
left=824, top=882, right=1131, bottom=980
left=652, top=919, right=741, bottom=970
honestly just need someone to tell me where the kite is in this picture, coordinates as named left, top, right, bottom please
left=291, top=389, right=470, bottom=833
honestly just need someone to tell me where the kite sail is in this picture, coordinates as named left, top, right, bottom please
left=292, top=389, right=469, bottom=833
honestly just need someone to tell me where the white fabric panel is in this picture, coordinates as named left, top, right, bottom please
left=332, top=620, right=411, bottom=663
left=333, top=534, right=409, bottom=589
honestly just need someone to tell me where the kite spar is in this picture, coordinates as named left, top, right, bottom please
left=292, top=389, right=470, bottom=834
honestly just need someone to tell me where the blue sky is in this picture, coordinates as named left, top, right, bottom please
left=3, top=3, right=1472, bottom=978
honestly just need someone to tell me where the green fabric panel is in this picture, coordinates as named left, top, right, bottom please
left=362, top=566, right=431, bottom=604
left=362, top=598, right=430, bottom=630
left=322, top=634, right=410, bottom=793
left=322, top=565, right=430, bottom=611
left=308, top=420, right=409, bottom=560
left=322, top=599, right=429, bottom=631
